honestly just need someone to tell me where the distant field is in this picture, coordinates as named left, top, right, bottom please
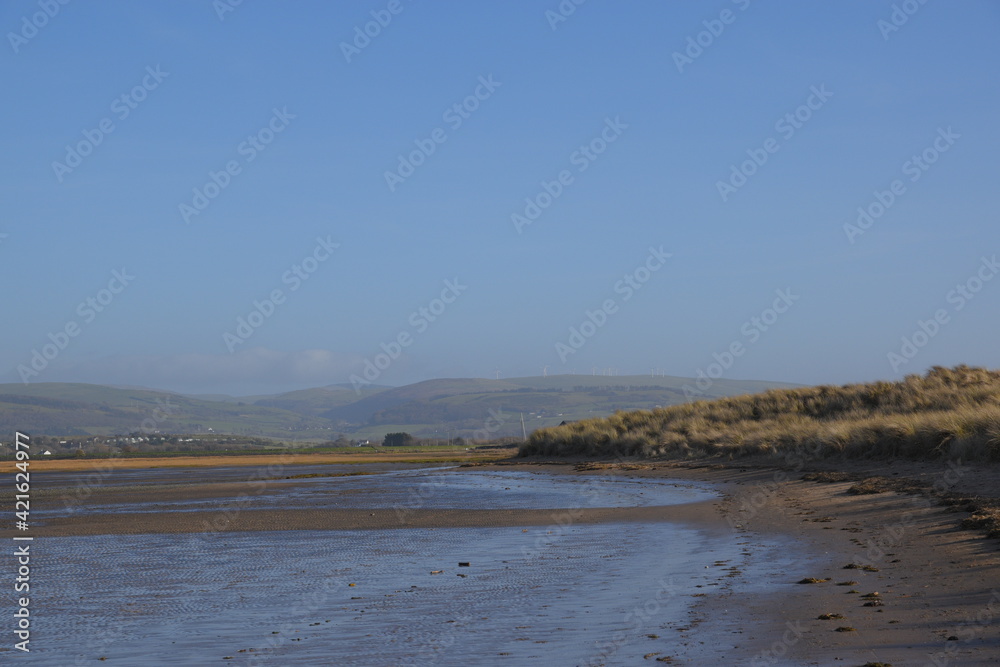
left=0, top=446, right=518, bottom=473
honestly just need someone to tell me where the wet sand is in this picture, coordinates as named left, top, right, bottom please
left=476, top=459, right=1000, bottom=665
left=4, top=457, right=999, bottom=664
left=16, top=503, right=724, bottom=536
left=4, top=464, right=776, bottom=665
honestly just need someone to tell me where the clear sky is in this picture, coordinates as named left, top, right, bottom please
left=3, top=1, right=999, bottom=395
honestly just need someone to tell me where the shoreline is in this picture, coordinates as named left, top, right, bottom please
left=9, top=456, right=1000, bottom=664
left=0, top=447, right=517, bottom=474
left=474, top=459, right=1000, bottom=665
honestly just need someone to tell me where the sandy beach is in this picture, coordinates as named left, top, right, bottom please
left=5, top=456, right=999, bottom=665
left=482, top=459, right=1000, bottom=665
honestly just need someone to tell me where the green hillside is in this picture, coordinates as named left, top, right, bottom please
left=0, top=383, right=333, bottom=439
left=253, top=385, right=389, bottom=417
left=325, top=375, right=800, bottom=438
left=0, top=374, right=801, bottom=440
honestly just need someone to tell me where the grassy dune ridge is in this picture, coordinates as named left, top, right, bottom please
left=520, top=366, right=1000, bottom=461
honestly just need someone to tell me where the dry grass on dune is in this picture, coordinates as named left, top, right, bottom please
left=520, top=365, right=1000, bottom=462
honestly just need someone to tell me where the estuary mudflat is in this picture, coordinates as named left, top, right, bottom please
left=5, top=461, right=999, bottom=665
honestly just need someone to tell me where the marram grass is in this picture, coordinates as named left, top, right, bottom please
left=519, top=365, right=1000, bottom=462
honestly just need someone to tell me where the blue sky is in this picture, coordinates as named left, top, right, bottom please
left=3, top=1, right=999, bottom=395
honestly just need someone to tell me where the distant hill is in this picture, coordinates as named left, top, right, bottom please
left=0, top=383, right=331, bottom=439
left=253, top=385, right=389, bottom=418
left=0, top=374, right=800, bottom=440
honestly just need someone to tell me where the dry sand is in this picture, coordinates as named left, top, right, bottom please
left=0, top=447, right=517, bottom=474
left=6, top=454, right=999, bottom=665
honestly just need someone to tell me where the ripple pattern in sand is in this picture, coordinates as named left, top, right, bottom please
left=24, top=522, right=747, bottom=666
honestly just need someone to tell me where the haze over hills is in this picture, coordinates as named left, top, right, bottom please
left=0, top=375, right=800, bottom=440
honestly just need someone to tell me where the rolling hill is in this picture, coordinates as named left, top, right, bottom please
left=0, top=374, right=800, bottom=440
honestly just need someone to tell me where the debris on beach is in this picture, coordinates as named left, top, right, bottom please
left=847, top=478, right=886, bottom=495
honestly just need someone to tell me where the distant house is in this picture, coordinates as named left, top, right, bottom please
left=42, top=450, right=52, bottom=456
left=356, top=439, right=370, bottom=447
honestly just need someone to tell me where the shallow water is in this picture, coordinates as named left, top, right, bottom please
left=24, top=524, right=755, bottom=666
left=11, top=468, right=807, bottom=665
left=34, top=467, right=719, bottom=518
